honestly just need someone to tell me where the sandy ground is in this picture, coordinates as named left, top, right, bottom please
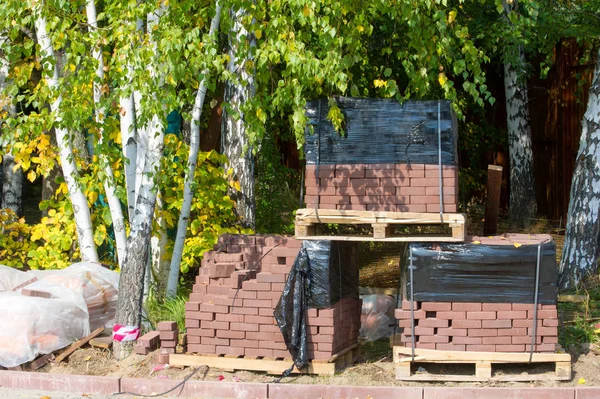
left=37, top=341, right=600, bottom=391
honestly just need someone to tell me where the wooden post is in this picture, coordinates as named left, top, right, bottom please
left=484, top=165, right=503, bottom=235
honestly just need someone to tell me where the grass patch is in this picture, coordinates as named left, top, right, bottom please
left=144, top=290, right=190, bottom=333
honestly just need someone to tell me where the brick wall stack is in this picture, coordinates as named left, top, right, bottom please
left=304, top=164, right=458, bottom=213
left=134, top=331, right=160, bottom=355
left=156, top=321, right=178, bottom=363
left=185, top=234, right=362, bottom=361
left=395, top=301, right=559, bottom=353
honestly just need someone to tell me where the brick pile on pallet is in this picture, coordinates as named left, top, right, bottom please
left=304, top=164, right=458, bottom=213
left=396, top=234, right=559, bottom=354
left=395, top=301, right=558, bottom=352
left=185, top=234, right=362, bottom=361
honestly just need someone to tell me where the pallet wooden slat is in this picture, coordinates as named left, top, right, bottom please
left=393, top=346, right=571, bottom=382
left=170, top=346, right=360, bottom=376
left=295, top=209, right=465, bottom=242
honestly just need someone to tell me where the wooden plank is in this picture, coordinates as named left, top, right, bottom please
left=89, top=336, right=113, bottom=349
left=394, top=371, right=571, bottom=382
left=483, top=165, right=503, bottom=235
left=169, top=354, right=336, bottom=375
left=295, top=208, right=466, bottom=224
left=558, top=294, right=588, bottom=303
left=298, top=235, right=464, bottom=242
left=55, top=327, right=105, bottom=363
left=394, top=346, right=571, bottom=363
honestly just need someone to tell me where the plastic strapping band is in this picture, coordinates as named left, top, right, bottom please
left=315, top=101, right=322, bottom=224
left=409, top=246, right=415, bottom=361
left=437, top=101, right=444, bottom=223
left=529, top=242, right=542, bottom=362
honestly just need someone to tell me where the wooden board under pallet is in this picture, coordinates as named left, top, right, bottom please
left=393, top=346, right=571, bottom=382
left=169, top=345, right=359, bottom=376
left=295, top=209, right=465, bottom=242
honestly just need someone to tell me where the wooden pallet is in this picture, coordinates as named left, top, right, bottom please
left=295, top=209, right=465, bottom=242
left=169, top=345, right=360, bottom=376
left=393, top=346, right=571, bottom=382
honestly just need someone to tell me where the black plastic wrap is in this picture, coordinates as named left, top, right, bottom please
left=275, top=241, right=359, bottom=368
left=304, top=98, right=458, bottom=165
left=402, top=241, right=558, bottom=304
left=305, top=240, right=358, bottom=309
left=274, top=245, right=310, bottom=370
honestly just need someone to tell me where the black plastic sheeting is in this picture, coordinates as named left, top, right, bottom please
left=401, top=241, right=558, bottom=304
left=304, top=98, right=458, bottom=165
left=274, top=241, right=358, bottom=370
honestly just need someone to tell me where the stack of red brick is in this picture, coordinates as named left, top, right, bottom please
left=304, top=164, right=458, bottom=213
left=185, top=234, right=362, bottom=361
left=395, top=301, right=558, bottom=353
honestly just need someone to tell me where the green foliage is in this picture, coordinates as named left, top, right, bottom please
left=144, top=288, right=190, bottom=333
left=0, top=208, right=32, bottom=268
left=156, top=134, right=246, bottom=275
left=255, top=130, right=300, bottom=235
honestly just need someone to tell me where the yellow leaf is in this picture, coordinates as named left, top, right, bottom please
left=27, top=170, right=36, bottom=182
left=40, top=396, right=51, bottom=399
left=578, top=377, right=586, bottom=385
left=448, top=10, right=457, bottom=24
left=438, top=72, right=448, bottom=86
left=513, top=242, right=522, bottom=248
left=472, top=240, right=481, bottom=244
left=84, top=355, right=92, bottom=361
left=357, top=25, right=365, bottom=33
left=594, top=329, right=600, bottom=334
left=302, top=5, right=310, bottom=16
left=254, top=30, right=262, bottom=40
left=373, top=79, right=387, bottom=88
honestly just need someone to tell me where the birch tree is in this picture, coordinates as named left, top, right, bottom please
left=559, top=49, right=600, bottom=289
left=501, top=0, right=537, bottom=224
left=221, top=4, right=256, bottom=230
left=0, top=34, right=23, bottom=215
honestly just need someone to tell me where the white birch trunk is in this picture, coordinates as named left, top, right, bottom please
left=114, top=9, right=166, bottom=359
left=120, top=92, right=137, bottom=224
left=150, top=194, right=170, bottom=296
left=34, top=7, right=99, bottom=262
left=0, top=39, right=23, bottom=215
left=166, top=1, right=223, bottom=297
left=222, top=6, right=256, bottom=230
left=559, top=50, right=600, bottom=290
left=503, top=0, right=537, bottom=223
left=86, top=0, right=127, bottom=268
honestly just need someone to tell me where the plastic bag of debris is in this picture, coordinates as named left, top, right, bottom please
left=359, top=294, right=395, bottom=342
left=0, top=263, right=119, bottom=368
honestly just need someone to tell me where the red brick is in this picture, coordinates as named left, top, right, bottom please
left=138, top=331, right=160, bottom=348
left=201, top=337, right=229, bottom=346
left=349, top=178, right=379, bottom=187
left=436, top=343, right=466, bottom=351
left=415, top=343, right=436, bottom=349
left=497, top=310, right=527, bottom=320
left=260, top=324, right=281, bottom=333
left=271, top=283, right=286, bottom=292
left=525, top=343, right=556, bottom=352
left=410, top=178, right=439, bottom=187
left=230, top=322, right=259, bottom=332
left=437, top=311, right=466, bottom=320
left=187, top=344, right=216, bottom=353
left=466, top=345, right=496, bottom=352
left=256, top=272, right=286, bottom=283
left=396, top=309, right=427, bottom=319
left=481, top=303, right=512, bottom=311
left=159, top=330, right=178, bottom=341
left=319, top=326, right=334, bottom=335
left=185, top=319, right=200, bottom=329
left=245, top=315, right=275, bottom=325
left=161, top=340, right=176, bottom=348
left=401, top=301, right=420, bottom=311
left=419, top=319, right=450, bottom=328
left=496, top=344, right=526, bottom=352
left=466, top=312, right=496, bottom=320
left=513, top=336, right=542, bottom=345
left=396, top=204, right=427, bottom=212
left=419, top=335, right=450, bottom=343
left=482, top=319, right=512, bottom=329
left=513, top=319, right=543, bottom=328
left=216, top=330, right=245, bottom=339
left=243, top=299, right=273, bottom=309
left=230, top=306, right=259, bottom=315
left=543, top=318, right=559, bottom=327
left=157, top=321, right=177, bottom=331
left=227, top=288, right=257, bottom=299
left=421, top=302, right=452, bottom=312
left=437, top=328, right=467, bottom=337
left=452, top=336, right=483, bottom=345
left=496, top=327, right=529, bottom=337
left=242, top=281, right=271, bottom=291
left=229, top=339, right=258, bottom=349
left=199, top=303, right=228, bottom=314
left=185, top=302, right=200, bottom=311
left=468, top=329, right=497, bottom=337
left=483, top=336, right=512, bottom=345
left=245, top=348, right=273, bottom=358
left=206, top=285, right=231, bottom=295
left=528, top=327, right=558, bottom=336
left=215, top=313, right=244, bottom=323
left=216, top=345, right=244, bottom=356
left=259, top=340, right=287, bottom=351
left=396, top=186, right=426, bottom=195
left=192, top=284, right=207, bottom=294
left=512, top=303, right=535, bottom=311
left=365, top=169, right=395, bottom=178
left=452, top=319, right=482, bottom=329
left=257, top=291, right=283, bottom=301
left=187, top=328, right=215, bottom=338
left=452, top=303, right=482, bottom=312
left=208, top=263, right=235, bottom=278
left=403, top=326, right=435, bottom=336
left=532, top=309, right=558, bottom=319
left=544, top=336, right=559, bottom=344
left=200, top=320, right=229, bottom=330
left=187, top=311, right=215, bottom=321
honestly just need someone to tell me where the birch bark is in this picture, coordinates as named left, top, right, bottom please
left=559, top=49, right=600, bottom=290
left=166, top=1, right=223, bottom=297
left=222, top=5, right=256, bottom=230
left=34, top=5, right=99, bottom=262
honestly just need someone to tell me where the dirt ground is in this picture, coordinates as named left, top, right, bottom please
left=38, top=340, right=600, bottom=391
